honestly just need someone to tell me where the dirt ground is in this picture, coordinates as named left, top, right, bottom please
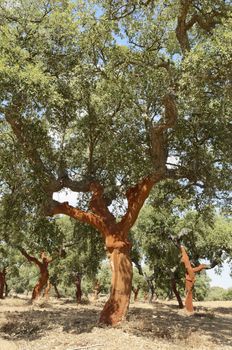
left=0, top=296, right=232, bottom=350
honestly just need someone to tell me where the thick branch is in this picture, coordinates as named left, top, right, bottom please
left=180, top=245, right=195, bottom=281
left=88, top=182, right=116, bottom=224
left=48, top=200, right=108, bottom=237
left=118, top=174, right=164, bottom=233
left=19, top=248, right=41, bottom=267
left=175, top=0, right=192, bottom=54
left=149, top=94, right=178, bottom=170
left=192, top=264, right=209, bottom=273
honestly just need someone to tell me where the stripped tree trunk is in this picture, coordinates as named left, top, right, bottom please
left=180, top=246, right=213, bottom=313
left=132, top=286, right=140, bottom=302
left=20, top=249, right=52, bottom=300
left=99, top=244, right=132, bottom=325
left=51, top=176, right=161, bottom=325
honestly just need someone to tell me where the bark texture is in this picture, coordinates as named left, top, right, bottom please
left=99, top=245, right=132, bottom=325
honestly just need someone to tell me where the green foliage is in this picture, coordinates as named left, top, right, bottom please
left=206, top=287, right=228, bottom=301
left=224, top=288, right=232, bottom=301
left=0, top=0, right=231, bottom=302
left=206, top=287, right=232, bottom=302
left=193, top=272, right=211, bottom=301
left=96, top=261, right=111, bottom=293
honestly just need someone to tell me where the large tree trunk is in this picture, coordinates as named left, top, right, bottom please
left=0, top=269, right=6, bottom=299
left=171, top=277, right=184, bottom=309
left=99, top=246, right=133, bottom=325
left=51, top=175, right=165, bottom=325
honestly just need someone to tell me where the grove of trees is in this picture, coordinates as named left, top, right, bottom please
left=0, top=0, right=231, bottom=325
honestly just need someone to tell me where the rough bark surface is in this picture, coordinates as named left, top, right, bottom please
left=99, top=244, right=133, bottom=325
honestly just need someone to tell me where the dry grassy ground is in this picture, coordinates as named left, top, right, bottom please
left=0, top=296, right=232, bottom=350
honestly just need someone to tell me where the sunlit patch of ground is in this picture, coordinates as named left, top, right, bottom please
left=0, top=296, right=232, bottom=350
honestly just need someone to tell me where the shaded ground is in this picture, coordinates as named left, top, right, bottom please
left=0, top=296, right=232, bottom=350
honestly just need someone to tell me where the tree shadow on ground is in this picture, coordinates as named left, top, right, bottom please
left=0, top=303, right=99, bottom=341
left=122, top=303, right=232, bottom=348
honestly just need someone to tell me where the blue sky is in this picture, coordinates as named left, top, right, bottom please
left=207, top=262, right=231, bottom=289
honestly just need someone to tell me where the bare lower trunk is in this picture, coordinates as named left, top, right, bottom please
left=185, top=278, right=194, bottom=312
left=0, top=269, right=6, bottom=299
left=171, top=278, right=184, bottom=309
left=53, top=283, right=61, bottom=298
left=99, top=247, right=132, bottom=325
left=75, top=274, right=82, bottom=304
left=132, top=286, right=140, bottom=302
left=93, top=280, right=101, bottom=300
left=32, top=272, right=49, bottom=300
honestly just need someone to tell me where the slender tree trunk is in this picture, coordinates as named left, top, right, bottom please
left=75, top=273, right=82, bottom=304
left=44, top=280, right=51, bottom=300
left=171, top=277, right=184, bottom=309
left=32, top=271, right=49, bottom=300
left=5, top=282, right=8, bottom=297
left=99, top=245, right=133, bottom=325
left=53, top=283, right=61, bottom=298
left=132, top=286, right=140, bottom=302
left=93, top=280, right=101, bottom=300
left=143, top=291, right=148, bottom=302
left=0, top=269, right=6, bottom=299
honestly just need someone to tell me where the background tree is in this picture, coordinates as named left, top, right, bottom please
left=133, top=199, right=232, bottom=310
left=55, top=216, right=105, bottom=303
left=0, top=0, right=231, bottom=324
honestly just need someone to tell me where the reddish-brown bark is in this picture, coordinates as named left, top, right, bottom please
left=0, top=268, right=6, bottom=299
left=180, top=246, right=210, bottom=313
left=99, top=244, right=132, bottom=325
left=20, top=249, right=53, bottom=300
left=51, top=175, right=163, bottom=325
left=132, top=286, right=140, bottom=302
